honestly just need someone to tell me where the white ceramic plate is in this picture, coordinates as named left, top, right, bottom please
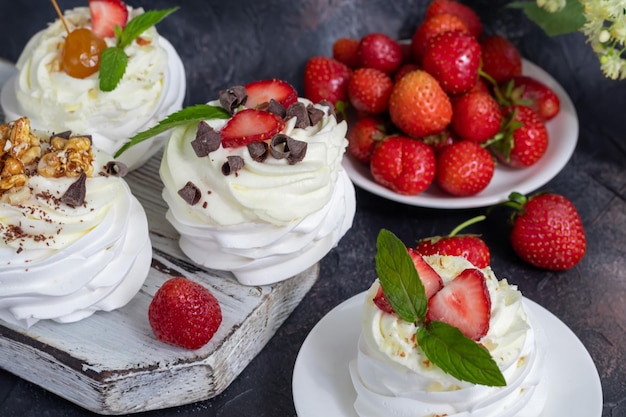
left=342, top=59, right=579, bottom=209
left=292, top=292, right=603, bottom=417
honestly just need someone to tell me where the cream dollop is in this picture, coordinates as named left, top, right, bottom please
left=349, top=255, right=548, bottom=417
left=0, top=145, right=151, bottom=329
left=160, top=98, right=355, bottom=285
left=0, top=6, right=185, bottom=170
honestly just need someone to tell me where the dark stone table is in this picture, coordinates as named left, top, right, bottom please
left=1, top=1, right=625, bottom=416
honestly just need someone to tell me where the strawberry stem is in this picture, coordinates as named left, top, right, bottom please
left=449, top=215, right=486, bottom=237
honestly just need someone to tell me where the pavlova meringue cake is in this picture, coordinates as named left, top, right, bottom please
left=0, top=117, right=151, bottom=328
left=121, top=78, right=354, bottom=285
left=0, top=2, right=185, bottom=171
left=349, top=231, right=548, bottom=417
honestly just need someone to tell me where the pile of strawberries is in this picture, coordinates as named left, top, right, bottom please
left=303, top=0, right=560, bottom=197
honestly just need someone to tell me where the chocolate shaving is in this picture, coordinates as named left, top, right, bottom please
left=307, top=104, right=324, bottom=126
left=61, top=172, right=87, bottom=207
left=221, top=155, right=245, bottom=175
left=266, top=99, right=287, bottom=118
left=270, top=134, right=308, bottom=164
left=178, top=181, right=202, bottom=205
left=286, top=102, right=310, bottom=129
left=104, top=161, right=128, bottom=177
left=191, top=121, right=222, bottom=157
left=219, top=85, right=247, bottom=114
left=318, top=100, right=336, bottom=119
left=51, top=130, right=72, bottom=140
left=247, top=141, right=269, bottom=162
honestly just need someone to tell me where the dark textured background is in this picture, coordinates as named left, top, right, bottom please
left=1, top=1, right=626, bottom=416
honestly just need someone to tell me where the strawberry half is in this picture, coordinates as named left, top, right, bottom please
left=221, top=109, right=285, bottom=148
left=407, top=249, right=444, bottom=298
left=373, top=285, right=395, bottom=315
left=244, top=79, right=298, bottom=109
left=426, top=268, right=491, bottom=340
left=89, top=0, right=128, bottom=39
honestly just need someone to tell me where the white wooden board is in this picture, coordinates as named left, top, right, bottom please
left=0, top=152, right=319, bottom=415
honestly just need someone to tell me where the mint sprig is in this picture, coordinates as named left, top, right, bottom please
left=99, top=7, right=179, bottom=92
left=375, top=229, right=506, bottom=387
left=114, top=104, right=230, bottom=157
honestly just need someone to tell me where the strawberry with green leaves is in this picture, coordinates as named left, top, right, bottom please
left=422, top=29, right=481, bottom=96
left=357, top=33, right=403, bottom=75
left=490, top=105, right=548, bottom=168
left=436, top=140, right=495, bottom=196
left=451, top=90, right=502, bottom=143
left=370, top=135, right=436, bottom=195
left=348, top=67, right=394, bottom=114
left=148, top=277, right=223, bottom=350
left=504, top=192, right=586, bottom=271
left=415, top=215, right=490, bottom=268
left=303, top=56, right=351, bottom=106
left=388, top=69, right=452, bottom=138
left=499, top=75, right=561, bottom=121
left=347, top=115, right=387, bottom=163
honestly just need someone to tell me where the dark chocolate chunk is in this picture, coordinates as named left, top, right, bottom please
left=51, top=130, right=72, bottom=140
left=306, top=104, right=324, bottom=126
left=270, top=134, right=308, bottom=164
left=191, top=121, right=221, bottom=157
left=104, top=161, right=128, bottom=177
left=219, top=85, right=247, bottom=114
left=247, top=141, right=269, bottom=162
left=318, top=100, right=336, bottom=119
left=61, top=172, right=87, bottom=208
left=266, top=99, right=287, bottom=118
left=221, top=155, right=245, bottom=175
left=286, top=102, right=310, bottom=129
left=178, top=181, right=202, bottom=205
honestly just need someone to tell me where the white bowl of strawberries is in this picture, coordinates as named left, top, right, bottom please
left=303, top=0, right=578, bottom=209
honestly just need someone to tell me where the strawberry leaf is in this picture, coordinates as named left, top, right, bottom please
left=118, top=7, right=179, bottom=49
left=375, top=229, right=427, bottom=323
left=114, top=104, right=230, bottom=157
left=417, top=321, right=506, bottom=387
left=99, top=47, right=128, bottom=92
left=507, top=1, right=585, bottom=36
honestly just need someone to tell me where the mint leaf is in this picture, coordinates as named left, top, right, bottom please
left=114, top=104, right=230, bottom=157
left=375, top=229, right=427, bottom=323
left=99, top=47, right=128, bottom=92
left=118, top=7, right=179, bottom=48
left=508, top=1, right=585, bottom=36
left=417, top=321, right=506, bottom=387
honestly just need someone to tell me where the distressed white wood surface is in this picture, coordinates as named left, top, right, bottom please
left=0, top=152, right=319, bottom=415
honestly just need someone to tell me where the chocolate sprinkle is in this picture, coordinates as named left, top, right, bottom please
left=219, top=85, right=247, bottom=114
left=247, top=141, right=269, bottom=162
left=178, top=181, right=202, bottom=205
left=104, top=161, right=128, bottom=177
left=61, top=172, right=87, bottom=207
left=307, top=104, right=324, bottom=126
left=51, top=130, right=72, bottom=140
left=270, top=134, right=308, bottom=164
left=191, top=121, right=221, bottom=157
left=221, top=155, right=245, bottom=175
left=286, top=102, right=310, bottom=129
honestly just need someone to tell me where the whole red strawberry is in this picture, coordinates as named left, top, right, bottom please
left=332, top=37, right=360, bottom=69
left=347, top=115, right=387, bottom=163
left=415, top=215, right=490, bottom=268
left=425, top=0, right=483, bottom=38
left=357, top=33, right=403, bottom=75
left=422, top=30, right=481, bottom=95
left=506, top=192, right=586, bottom=270
left=388, top=69, right=452, bottom=138
left=480, top=35, right=522, bottom=84
left=148, top=277, right=223, bottom=350
left=370, top=135, right=436, bottom=195
left=411, top=13, right=470, bottom=63
left=436, top=140, right=495, bottom=196
left=490, top=105, right=548, bottom=168
left=303, top=56, right=351, bottom=105
left=499, top=75, right=561, bottom=121
left=451, top=90, right=502, bottom=143
left=348, top=67, right=394, bottom=114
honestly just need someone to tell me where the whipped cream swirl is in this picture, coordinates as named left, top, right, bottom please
left=160, top=99, right=355, bottom=285
left=349, top=255, right=548, bottom=417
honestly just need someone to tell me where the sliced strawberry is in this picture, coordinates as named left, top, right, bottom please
left=244, top=79, right=298, bottom=109
left=89, top=0, right=128, bottom=39
left=407, top=249, right=444, bottom=298
left=426, top=268, right=491, bottom=340
left=373, top=285, right=395, bottom=315
left=220, top=109, right=285, bottom=148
